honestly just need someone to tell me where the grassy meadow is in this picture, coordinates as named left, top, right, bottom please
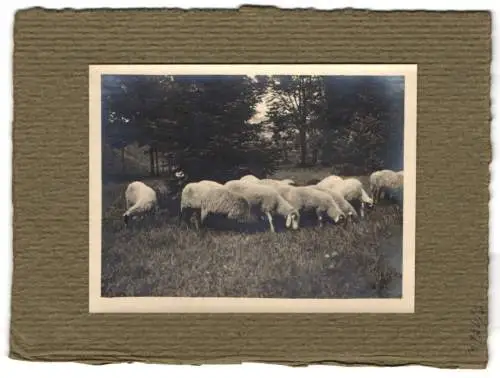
left=101, top=166, right=403, bottom=298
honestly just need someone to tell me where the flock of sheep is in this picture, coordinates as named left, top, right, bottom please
left=121, top=168, right=404, bottom=233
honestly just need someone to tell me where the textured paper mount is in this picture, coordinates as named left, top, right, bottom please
left=11, top=7, right=490, bottom=368
left=90, top=64, right=417, bottom=314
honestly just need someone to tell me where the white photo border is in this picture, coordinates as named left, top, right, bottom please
left=89, top=64, right=417, bottom=313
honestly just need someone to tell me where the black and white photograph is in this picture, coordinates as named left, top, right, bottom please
left=89, top=64, right=416, bottom=313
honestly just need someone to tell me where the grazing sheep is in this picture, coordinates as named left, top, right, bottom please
left=369, top=170, right=385, bottom=203
left=258, top=178, right=295, bottom=188
left=335, top=178, right=374, bottom=218
left=279, top=178, right=296, bottom=186
left=316, top=175, right=344, bottom=190
left=306, top=185, right=358, bottom=221
left=370, top=169, right=404, bottom=204
left=275, top=185, right=346, bottom=227
left=180, top=181, right=251, bottom=229
left=123, top=181, right=160, bottom=225
left=224, top=180, right=300, bottom=233
left=239, top=174, right=260, bottom=183
left=196, top=180, right=224, bottom=189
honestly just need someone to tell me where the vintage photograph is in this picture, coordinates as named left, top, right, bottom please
left=89, top=65, right=416, bottom=313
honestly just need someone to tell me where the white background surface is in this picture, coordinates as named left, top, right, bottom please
left=0, top=0, right=498, bottom=376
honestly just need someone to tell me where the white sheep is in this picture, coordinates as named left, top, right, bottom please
left=369, top=169, right=404, bottom=204
left=180, top=181, right=251, bottom=229
left=369, top=170, right=386, bottom=203
left=334, top=178, right=373, bottom=218
left=224, top=180, right=300, bottom=233
left=305, top=185, right=358, bottom=221
left=277, top=178, right=296, bottom=186
left=258, top=178, right=295, bottom=188
left=316, top=175, right=344, bottom=190
left=123, top=181, right=160, bottom=225
left=239, top=174, right=260, bottom=183
left=196, top=180, right=224, bottom=189
left=274, top=185, right=346, bottom=227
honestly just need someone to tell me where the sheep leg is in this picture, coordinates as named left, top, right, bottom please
left=316, top=211, right=324, bottom=227
left=265, top=212, right=275, bottom=233
left=200, top=208, right=209, bottom=226
left=360, top=202, right=365, bottom=218
left=192, top=210, right=201, bottom=231
left=379, top=188, right=385, bottom=201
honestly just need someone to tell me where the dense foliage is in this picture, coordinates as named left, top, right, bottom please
left=102, top=74, right=277, bottom=182
left=265, top=75, right=404, bottom=174
left=101, top=74, right=404, bottom=182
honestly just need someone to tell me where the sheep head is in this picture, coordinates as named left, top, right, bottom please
left=337, top=213, right=346, bottom=224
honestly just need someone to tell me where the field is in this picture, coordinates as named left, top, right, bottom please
left=101, top=167, right=403, bottom=298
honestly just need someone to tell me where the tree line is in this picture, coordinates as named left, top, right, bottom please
left=101, top=74, right=404, bottom=182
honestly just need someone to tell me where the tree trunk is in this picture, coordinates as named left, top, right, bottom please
left=121, top=147, right=126, bottom=173
left=149, top=147, right=155, bottom=176
left=311, top=148, right=318, bottom=165
left=282, top=142, right=289, bottom=162
left=298, top=78, right=308, bottom=166
left=154, top=148, right=160, bottom=176
left=299, top=128, right=307, bottom=166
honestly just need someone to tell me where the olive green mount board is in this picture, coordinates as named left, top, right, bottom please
left=11, top=6, right=491, bottom=368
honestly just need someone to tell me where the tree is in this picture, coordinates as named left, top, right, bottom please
left=266, top=76, right=324, bottom=166
left=102, top=75, right=177, bottom=176
left=266, top=105, right=296, bottom=163
left=163, top=75, right=278, bottom=181
left=101, top=76, right=136, bottom=175
left=318, top=76, right=404, bottom=173
left=101, top=74, right=278, bottom=184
